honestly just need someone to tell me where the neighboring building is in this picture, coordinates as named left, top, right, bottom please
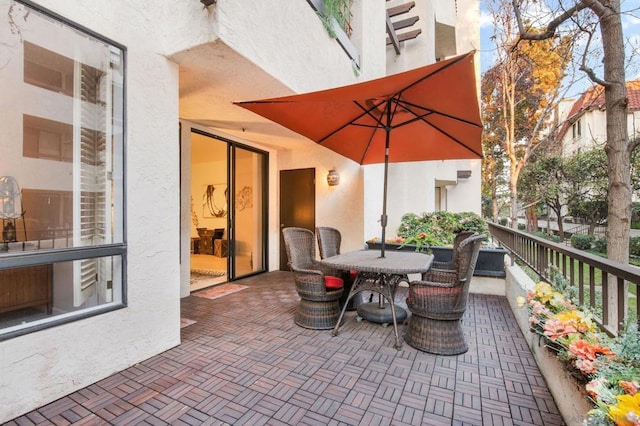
left=559, top=79, right=640, bottom=156
left=0, top=0, right=480, bottom=421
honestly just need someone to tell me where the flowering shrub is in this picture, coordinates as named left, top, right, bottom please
left=519, top=270, right=640, bottom=425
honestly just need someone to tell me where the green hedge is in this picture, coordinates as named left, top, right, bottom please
left=630, top=237, right=640, bottom=257
left=571, top=234, right=595, bottom=250
left=594, top=238, right=607, bottom=253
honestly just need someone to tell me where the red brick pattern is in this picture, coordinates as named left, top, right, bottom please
left=7, top=271, right=564, bottom=425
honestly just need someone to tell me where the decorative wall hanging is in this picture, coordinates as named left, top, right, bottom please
left=235, top=186, right=253, bottom=211
left=202, top=184, right=227, bottom=218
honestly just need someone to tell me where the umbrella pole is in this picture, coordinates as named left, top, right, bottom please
left=380, top=100, right=392, bottom=258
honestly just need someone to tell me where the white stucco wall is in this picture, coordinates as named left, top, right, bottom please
left=1, top=0, right=480, bottom=420
left=0, top=1, right=182, bottom=422
left=562, top=109, right=640, bottom=156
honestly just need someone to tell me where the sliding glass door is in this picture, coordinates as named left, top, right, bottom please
left=230, top=145, right=267, bottom=278
left=189, top=129, right=267, bottom=283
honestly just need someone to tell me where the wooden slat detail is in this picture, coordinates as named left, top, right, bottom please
left=387, top=1, right=415, bottom=17
left=393, top=15, right=419, bottom=30
left=386, top=29, right=422, bottom=46
left=386, top=13, right=400, bottom=54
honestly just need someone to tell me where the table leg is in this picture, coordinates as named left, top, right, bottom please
left=332, top=274, right=366, bottom=336
left=333, top=273, right=404, bottom=349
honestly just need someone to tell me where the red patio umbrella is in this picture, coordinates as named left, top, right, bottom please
left=236, top=51, right=482, bottom=256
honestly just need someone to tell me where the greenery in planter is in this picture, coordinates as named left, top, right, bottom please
left=396, top=211, right=488, bottom=248
left=318, top=0, right=353, bottom=38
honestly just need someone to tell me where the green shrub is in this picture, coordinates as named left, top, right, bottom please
left=571, top=234, right=595, bottom=250
left=533, top=231, right=561, bottom=243
left=632, top=222, right=640, bottom=230
left=630, top=237, right=640, bottom=256
left=518, top=223, right=526, bottom=230
left=396, top=211, right=487, bottom=246
left=594, top=238, right=607, bottom=253
left=498, top=217, right=508, bottom=226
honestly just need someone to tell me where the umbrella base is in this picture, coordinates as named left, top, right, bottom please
left=357, top=302, right=407, bottom=324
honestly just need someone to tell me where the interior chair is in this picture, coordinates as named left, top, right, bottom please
left=315, top=226, right=362, bottom=311
left=283, top=227, right=344, bottom=330
left=430, top=230, right=476, bottom=272
left=405, top=233, right=485, bottom=355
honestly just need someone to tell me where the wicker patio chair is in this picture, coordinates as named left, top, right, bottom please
left=405, top=233, right=485, bottom=355
left=283, top=227, right=344, bottom=330
left=430, top=230, right=476, bottom=271
left=316, top=226, right=364, bottom=311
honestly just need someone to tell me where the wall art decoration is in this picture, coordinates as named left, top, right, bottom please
left=202, top=184, right=227, bottom=218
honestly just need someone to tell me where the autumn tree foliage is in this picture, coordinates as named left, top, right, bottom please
left=510, top=1, right=633, bottom=260
left=511, top=0, right=634, bottom=330
left=482, top=0, right=572, bottom=231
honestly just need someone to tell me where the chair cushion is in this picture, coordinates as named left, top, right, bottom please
left=325, top=275, right=344, bottom=290
left=407, top=287, right=430, bottom=305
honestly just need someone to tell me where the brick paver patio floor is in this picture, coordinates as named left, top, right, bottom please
left=8, top=271, right=564, bottom=425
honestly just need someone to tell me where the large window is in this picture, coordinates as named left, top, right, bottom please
left=0, top=1, right=126, bottom=340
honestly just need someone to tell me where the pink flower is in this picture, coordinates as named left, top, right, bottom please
left=620, top=381, right=640, bottom=396
left=568, top=339, right=615, bottom=362
left=575, top=358, right=596, bottom=375
left=586, top=377, right=607, bottom=399
left=544, top=318, right=577, bottom=340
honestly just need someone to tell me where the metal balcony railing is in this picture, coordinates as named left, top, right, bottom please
left=488, top=221, right=640, bottom=334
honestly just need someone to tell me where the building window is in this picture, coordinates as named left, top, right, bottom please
left=572, top=119, right=582, bottom=139
left=23, top=115, right=74, bottom=162
left=0, top=1, right=126, bottom=340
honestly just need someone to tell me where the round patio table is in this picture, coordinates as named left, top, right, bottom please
left=319, top=249, right=433, bottom=349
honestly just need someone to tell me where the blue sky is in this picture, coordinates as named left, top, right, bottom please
left=479, top=0, right=640, bottom=99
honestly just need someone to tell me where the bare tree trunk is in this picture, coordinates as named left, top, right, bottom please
left=557, top=218, right=564, bottom=241
left=600, top=10, right=630, bottom=264
left=492, top=186, right=499, bottom=222
left=597, top=0, right=628, bottom=329
left=510, top=171, right=518, bottom=230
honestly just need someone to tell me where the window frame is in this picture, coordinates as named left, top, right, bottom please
left=0, top=0, right=128, bottom=341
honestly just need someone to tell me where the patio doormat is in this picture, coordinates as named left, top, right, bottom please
left=193, top=283, right=248, bottom=300
left=180, top=317, right=197, bottom=328
left=190, top=271, right=226, bottom=286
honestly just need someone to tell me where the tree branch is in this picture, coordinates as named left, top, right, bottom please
left=578, top=28, right=612, bottom=86
left=511, top=0, right=590, bottom=41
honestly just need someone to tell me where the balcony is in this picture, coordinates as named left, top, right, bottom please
left=8, top=270, right=571, bottom=424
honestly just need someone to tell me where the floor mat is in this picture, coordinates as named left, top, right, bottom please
left=193, top=283, right=248, bottom=300
left=180, top=317, right=196, bottom=328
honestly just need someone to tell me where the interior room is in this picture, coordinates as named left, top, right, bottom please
left=190, top=134, right=229, bottom=291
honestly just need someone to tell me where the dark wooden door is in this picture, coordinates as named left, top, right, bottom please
left=279, top=168, right=315, bottom=270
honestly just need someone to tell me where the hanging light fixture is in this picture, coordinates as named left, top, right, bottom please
left=327, top=169, right=340, bottom=186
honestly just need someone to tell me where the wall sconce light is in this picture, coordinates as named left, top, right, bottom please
left=457, top=170, right=472, bottom=179
left=327, top=169, right=340, bottom=186
left=200, top=0, right=216, bottom=6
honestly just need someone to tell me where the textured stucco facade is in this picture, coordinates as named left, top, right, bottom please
left=0, top=0, right=480, bottom=421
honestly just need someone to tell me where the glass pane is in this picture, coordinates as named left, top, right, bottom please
left=190, top=133, right=228, bottom=290
left=234, top=147, right=266, bottom=276
left=0, top=1, right=125, bottom=252
left=0, top=255, right=123, bottom=336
